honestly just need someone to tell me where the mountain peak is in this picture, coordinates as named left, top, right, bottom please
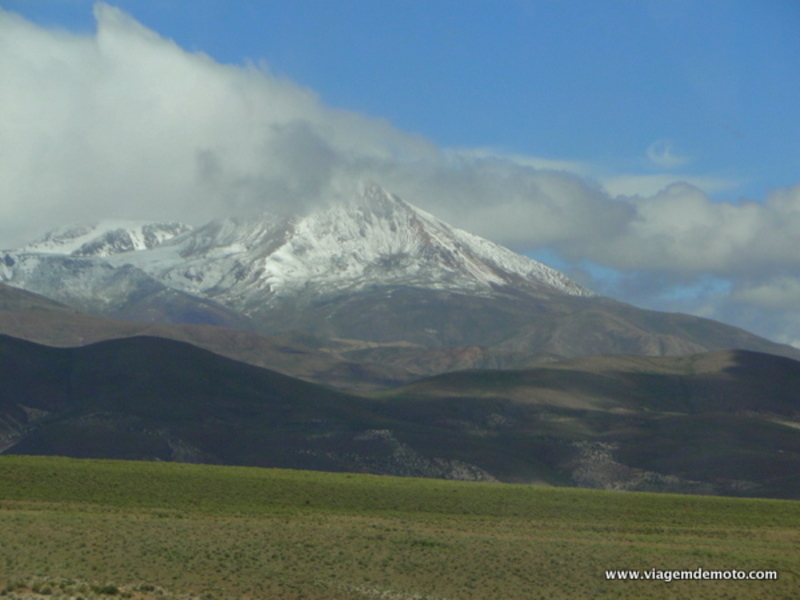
left=115, top=183, right=596, bottom=311
left=357, top=180, right=407, bottom=209
left=5, top=185, right=799, bottom=364
left=3, top=184, right=594, bottom=331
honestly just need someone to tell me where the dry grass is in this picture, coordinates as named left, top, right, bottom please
left=1, top=456, right=798, bottom=599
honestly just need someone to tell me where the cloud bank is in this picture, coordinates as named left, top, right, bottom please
left=1, top=4, right=799, bottom=346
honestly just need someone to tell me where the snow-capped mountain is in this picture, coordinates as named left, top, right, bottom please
left=2, top=184, right=592, bottom=317
left=3, top=183, right=800, bottom=360
left=0, top=184, right=594, bottom=343
left=107, top=183, right=593, bottom=313
left=0, top=220, right=253, bottom=327
left=2, top=221, right=190, bottom=300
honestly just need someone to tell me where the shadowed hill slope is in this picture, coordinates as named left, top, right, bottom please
left=2, top=334, right=800, bottom=498
left=396, top=349, right=800, bottom=415
left=386, top=349, right=800, bottom=498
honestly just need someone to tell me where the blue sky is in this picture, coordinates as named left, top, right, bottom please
left=1, top=1, right=799, bottom=346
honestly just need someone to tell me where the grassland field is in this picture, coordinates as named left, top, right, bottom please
left=0, top=455, right=798, bottom=599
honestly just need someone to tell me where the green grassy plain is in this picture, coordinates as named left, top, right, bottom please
left=0, top=456, right=798, bottom=599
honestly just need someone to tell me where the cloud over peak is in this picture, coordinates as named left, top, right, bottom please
left=0, top=3, right=437, bottom=243
left=1, top=4, right=799, bottom=346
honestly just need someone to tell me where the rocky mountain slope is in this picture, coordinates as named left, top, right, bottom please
left=0, top=283, right=409, bottom=393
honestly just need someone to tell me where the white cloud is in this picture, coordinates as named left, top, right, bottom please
left=646, top=138, right=690, bottom=169
left=373, top=155, right=633, bottom=251
left=562, top=183, right=800, bottom=277
left=0, top=4, right=635, bottom=254
left=731, top=278, right=800, bottom=311
left=0, top=3, right=435, bottom=246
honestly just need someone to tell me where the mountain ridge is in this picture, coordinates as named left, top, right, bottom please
left=3, top=183, right=799, bottom=364
left=14, top=221, right=191, bottom=257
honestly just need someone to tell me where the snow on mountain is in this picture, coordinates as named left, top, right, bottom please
left=18, top=221, right=192, bottom=257
left=105, top=183, right=594, bottom=313
left=1, top=221, right=192, bottom=309
left=2, top=184, right=593, bottom=318
left=6, top=185, right=800, bottom=366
